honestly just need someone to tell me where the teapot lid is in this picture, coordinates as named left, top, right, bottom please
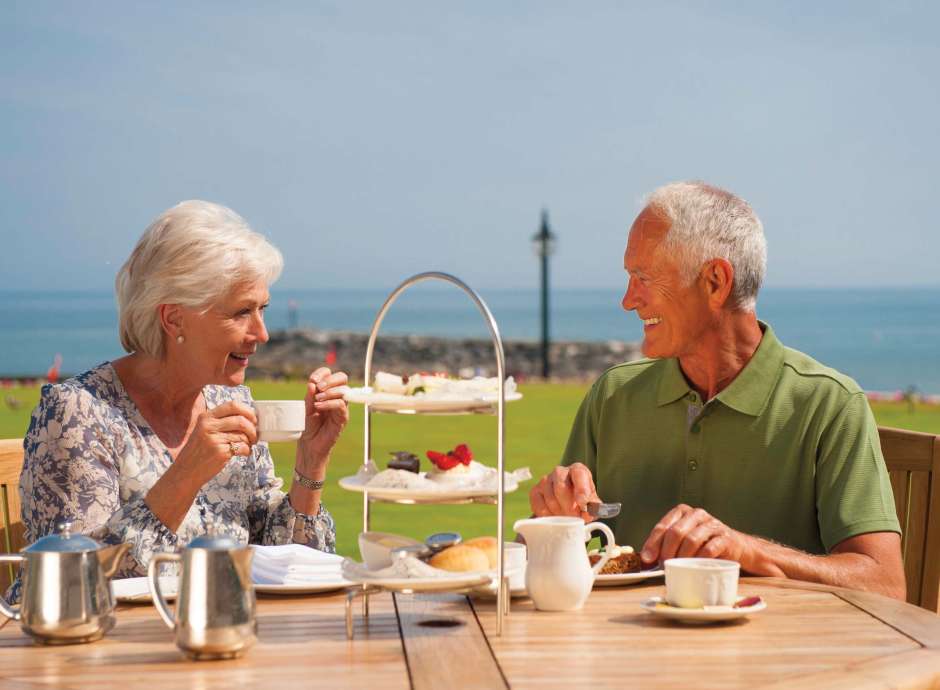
left=25, top=522, right=101, bottom=553
left=187, top=533, right=242, bottom=550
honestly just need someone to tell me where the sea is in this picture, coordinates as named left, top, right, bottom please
left=2, top=287, right=939, bottom=394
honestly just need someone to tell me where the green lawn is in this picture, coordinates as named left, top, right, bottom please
left=3, top=381, right=939, bottom=557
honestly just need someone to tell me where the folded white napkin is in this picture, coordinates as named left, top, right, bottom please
left=251, top=544, right=346, bottom=585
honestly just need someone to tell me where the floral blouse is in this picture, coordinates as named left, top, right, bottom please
left=12, top=362, right=335, bottom=599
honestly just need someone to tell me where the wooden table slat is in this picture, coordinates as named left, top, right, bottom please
left=394, top=593, right=508, bottom=690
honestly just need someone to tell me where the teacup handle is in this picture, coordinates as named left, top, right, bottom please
left=147, top=552, right=181, bottom=630
left=0, top=555, right=25, bottom=621
left=584, top=522, right=617, bottom=576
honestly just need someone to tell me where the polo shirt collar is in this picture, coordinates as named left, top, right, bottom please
left=715, top=321, right=784, bottom=416
left=656, top=321, right=784, bottom=416
left=656, top=358, right=691, bottom=406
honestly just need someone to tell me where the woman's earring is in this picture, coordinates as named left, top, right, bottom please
left=176, top=334, right=185, bottom=344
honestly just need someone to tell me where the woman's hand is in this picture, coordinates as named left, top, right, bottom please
left=296, top=367, right=349, bottom=474
left=146, top=401, right=257, bottom=531
left=174, top=401, right=258, bottom=485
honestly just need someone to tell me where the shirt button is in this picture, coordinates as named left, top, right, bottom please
left=688, top=459, right=699, bottom=471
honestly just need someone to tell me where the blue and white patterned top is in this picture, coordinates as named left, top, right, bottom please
left=13, top=362, right=335, bottom=598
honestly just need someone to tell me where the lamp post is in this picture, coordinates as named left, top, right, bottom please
left=531, top=209, right=556, bottom=379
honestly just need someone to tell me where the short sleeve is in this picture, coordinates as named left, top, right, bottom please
left=815, top=392, right=901, bottom=551
left=561, top=381, right=599, bottom=477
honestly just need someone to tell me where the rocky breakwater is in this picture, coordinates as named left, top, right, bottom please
left=246, top=329, right=643, bottom=381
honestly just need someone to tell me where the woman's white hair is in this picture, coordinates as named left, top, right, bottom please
left=115, top=200, right=284, bottom=358
left=646, top=181, right=766, bottom=312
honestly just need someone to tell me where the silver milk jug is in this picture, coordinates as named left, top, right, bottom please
left=0, top=521, right=130, bottom=644
left=147, top=534, right=257, bottom=660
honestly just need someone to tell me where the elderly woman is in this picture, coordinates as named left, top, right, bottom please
left=17, top=200, right=347, bottom=587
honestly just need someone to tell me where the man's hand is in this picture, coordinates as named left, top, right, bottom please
left=529, top=463, right=601, bottom=522
left=640, top=504, right=765, bottom=571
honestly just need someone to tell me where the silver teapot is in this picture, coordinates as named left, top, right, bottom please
left=147, top=534, right=257, bottom=660
left=0, top=522, right=130, bottom=644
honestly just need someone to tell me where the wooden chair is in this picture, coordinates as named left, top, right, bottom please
left=880, top=426, right=940, bottom=612
left=0, top=439, right=25, bottom=593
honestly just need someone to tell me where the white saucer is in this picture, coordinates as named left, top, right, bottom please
left=640, top=596, right=767, bottom=623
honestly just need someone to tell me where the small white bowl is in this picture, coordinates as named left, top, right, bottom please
left=358, top=532, right=423, bottom=570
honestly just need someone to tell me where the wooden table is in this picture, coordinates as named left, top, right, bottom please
left=1, top=577, right=938, bottom=689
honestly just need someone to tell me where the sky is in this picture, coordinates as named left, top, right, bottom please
left=1, top=1, right=938, bottom=292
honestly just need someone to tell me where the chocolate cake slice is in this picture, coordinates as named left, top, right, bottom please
left=589, top=546, right=642, bottom=574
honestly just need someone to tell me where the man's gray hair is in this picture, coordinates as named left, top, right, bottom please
left=647, top=181, right=766, bottom=311
left=115, top=200, right=284, bottom=359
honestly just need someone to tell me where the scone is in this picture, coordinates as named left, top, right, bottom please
left=588, top=545, right=641, bottom=574
left=429, top=544, right=490, bottom=572
left=463, top=536, right=498, bottom=569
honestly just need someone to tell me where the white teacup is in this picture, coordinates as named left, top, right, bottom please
left=503, top=542, right=527, bottom=591
left=253, top=400, right=306, bottom=443
left=664, top=558, right=740, bottom=608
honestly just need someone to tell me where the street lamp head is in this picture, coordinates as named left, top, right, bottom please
left=531, top=209, right=557, bottom=257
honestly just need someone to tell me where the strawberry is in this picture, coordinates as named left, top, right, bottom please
left=452, top=444, right=473, bottom=464
left=426, top=444, right=474, bottom=471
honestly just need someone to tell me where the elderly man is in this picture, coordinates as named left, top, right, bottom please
left=530, top=181, right=905, bottom=599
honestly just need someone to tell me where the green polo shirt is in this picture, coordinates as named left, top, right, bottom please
left=562, top=322, right=900, bottom=554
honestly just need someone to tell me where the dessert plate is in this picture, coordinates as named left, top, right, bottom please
left=338, top=473, right=520, bottom=502
left=113, top=575, right=352, bottom=600
left=112, top=576, right=178, bottom=603
left=594, top=568, right=664, bottom=587
left=343, top=571, right=493, bottom=593
left=640, top=596, right=767, bottom=623
left=469, top=576, right=528, bottom=599
left=253, top=579, right=352, bottom=595
left=344, top=388, right=522, bottom=414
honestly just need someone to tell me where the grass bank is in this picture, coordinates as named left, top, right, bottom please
left=2, top=381, right=938, bottom=557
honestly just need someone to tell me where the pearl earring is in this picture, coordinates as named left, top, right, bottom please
left=176, top=334, right=185, bottom=344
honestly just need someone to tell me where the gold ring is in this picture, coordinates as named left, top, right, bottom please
left=230, top=441, right=239, bottom=456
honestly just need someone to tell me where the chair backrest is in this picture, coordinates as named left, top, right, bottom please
left=0, top=439, right=25, bottom=592
left=879, top=426, right=940, bottom=613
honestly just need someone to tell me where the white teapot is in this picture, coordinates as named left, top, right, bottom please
left=513, top=516, right=614, bottom=611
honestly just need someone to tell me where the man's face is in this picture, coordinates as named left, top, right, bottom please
left=621, top=206, right=711, bottom=359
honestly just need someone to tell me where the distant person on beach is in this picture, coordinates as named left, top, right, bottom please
left=45, top=354, right=61, bottom=384
left=529, top=181, right=904, bottom=600
left=13, top=201, right=348, bottom=598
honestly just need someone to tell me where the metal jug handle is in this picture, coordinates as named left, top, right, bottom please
left=147, top=552, right=181, bottom=630
left=0, top=555, right=25, bottom=622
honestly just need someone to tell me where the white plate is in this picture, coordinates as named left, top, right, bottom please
left=253, top=579, right=352, bottom=595
left=344, top=388, right=522, bottom=413
left=112, top=576, right=178, bottom=603
left=344, top=572, right=494, bottom=593
left=338, top=473, right=520, bottom=502
left=594, top=568, right=665, bottom=587
left=640, top=596, right=767, bottom=623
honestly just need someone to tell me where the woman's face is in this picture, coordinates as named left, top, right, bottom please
left=175, top=279, right=270, bottom=387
